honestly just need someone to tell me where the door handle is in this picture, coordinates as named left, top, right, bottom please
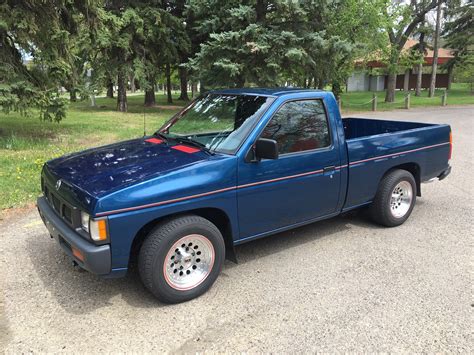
left=323, top=166, right=336, bottom=174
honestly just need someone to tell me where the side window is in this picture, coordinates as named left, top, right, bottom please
left=261, top=99, right=330, bottom=154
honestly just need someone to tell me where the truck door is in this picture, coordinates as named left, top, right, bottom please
left=237, top=98, right=341, bottom=240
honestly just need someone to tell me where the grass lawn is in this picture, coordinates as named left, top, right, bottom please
left=340, top=83, right=473, bottom=113
left=0, top=94, right=186, bottom=210
left=0, top=83, right=472, bottom=211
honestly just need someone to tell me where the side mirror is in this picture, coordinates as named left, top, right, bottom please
left=255, top=138, right=279, bottom=160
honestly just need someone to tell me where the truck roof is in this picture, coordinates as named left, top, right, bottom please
left=209, top=87, right=325, bottom=97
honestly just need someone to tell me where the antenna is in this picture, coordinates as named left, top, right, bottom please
left=142, top=47, right=147, bottom=137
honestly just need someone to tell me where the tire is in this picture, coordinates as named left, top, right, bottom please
left=138, top=215, right=225, bottom=303
left=369, top=169, right=416, bottom=227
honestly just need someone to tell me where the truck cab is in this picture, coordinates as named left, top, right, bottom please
left=37, top=88, right=451, bottom=303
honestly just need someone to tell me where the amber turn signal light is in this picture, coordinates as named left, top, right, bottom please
left=448, top=131, right=453, bottom=160
left=90, top=218, right=108, bottom=241
left=72, top=247, right=84, bottom=262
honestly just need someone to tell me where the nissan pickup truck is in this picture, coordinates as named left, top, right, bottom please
left=37, top=88, right=452, bottom=303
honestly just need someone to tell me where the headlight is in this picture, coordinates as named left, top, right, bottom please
left=89, top=218, right=108, bottom=241
left=80, top=211, right=108, bottom=242
left=81, top=211, right=90, bottom=232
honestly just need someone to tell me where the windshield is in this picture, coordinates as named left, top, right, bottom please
left=159, top=94, right=274, bottom=154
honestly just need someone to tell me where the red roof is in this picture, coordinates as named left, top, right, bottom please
left=360, top=39, right=454, bottom=68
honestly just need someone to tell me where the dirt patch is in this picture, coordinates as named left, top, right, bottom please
left=0, top=204, right=36, bottom=226
left=153, top=105, right=184, bottom=110
left=0, top=127, right=57, bottom=140
left=0, top=289, right=11, bottom=352
left=73, top=134, right=117, bottom=148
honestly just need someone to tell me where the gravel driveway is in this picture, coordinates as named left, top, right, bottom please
left=1, top=105, right=472, bottom=353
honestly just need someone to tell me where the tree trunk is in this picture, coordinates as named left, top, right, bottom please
left=117, top=68, right=127, bottom=112
left=144, top=89, right=155, bottom=106
left=447, top=65, right=453, bottom=90
left=106, top=79, right=114, bottom=98
left=166, top=63, right=173, bottom=104
left=130, top=74, right=136, bottom=93
left=178, top=67, right=189, bottom=101
left=385, top=47, right=400, bottom=102
left=415, top=20, right=425, bottom=96
left=429, top=3, right=442, bottom=97
left=235, top=75, right=245, bottom=88
left=385, top=73, right=397, bottom=102
left=191, top=82, right=198, bottom=98
left=256, top=0, right=266, bottom=22
left=403, top=69, right=410, bottom=91
left=415, top=63, right=423, bottom=96
left=332, top=81, right=342, bottom=100
left=69, top=89, right=77, bottom=102
left=144, top=75, right=156, bottom=107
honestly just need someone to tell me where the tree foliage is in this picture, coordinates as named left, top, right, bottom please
left=0, top=0, right=99, bottom=121
left=443, top=0, right=473, bottom=88
left=1, top=0, right=471, bottom=120
left=382, top=0, right=444, bottom=102
left=188, top=0, right=386, bottom=96
left=92, top=0, right=190, bottom=110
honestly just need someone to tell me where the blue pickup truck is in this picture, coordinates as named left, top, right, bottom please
left=37, top=88, right=452, bottom=303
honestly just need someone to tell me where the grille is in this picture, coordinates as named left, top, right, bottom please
left=62, top=204, right=73, bottom=223
left=44, top=185, right=49, bottom=201
left=51, top=194, right=61, bottom=213
left=43, top=180, right=79, bottom=229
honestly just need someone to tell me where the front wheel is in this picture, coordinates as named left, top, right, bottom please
left=369, top=169, right=416, bottom=227
left=138, top=215, right=225, bottom=303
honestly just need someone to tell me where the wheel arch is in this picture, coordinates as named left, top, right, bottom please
left=130, top=207, right=236, bottom=265
left=381, top=162, right=421, bottom=196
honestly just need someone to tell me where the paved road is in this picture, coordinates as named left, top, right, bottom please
left=1, top=106, right=473, bottom=353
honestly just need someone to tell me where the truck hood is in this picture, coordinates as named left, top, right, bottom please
left=46, top=138, right=211, bottom=197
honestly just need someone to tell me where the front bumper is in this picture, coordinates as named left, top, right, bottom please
left=37, top=196, right=111, bottom=275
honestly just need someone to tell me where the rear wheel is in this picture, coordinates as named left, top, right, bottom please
left=369, top=169, right=416, bottom=227
left=138, top=215, right=225, bottom=303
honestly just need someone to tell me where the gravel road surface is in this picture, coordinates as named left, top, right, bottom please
left=1, top=105, right=473, bottom=353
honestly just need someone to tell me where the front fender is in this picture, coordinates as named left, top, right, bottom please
left=106, top=189, right=238, bottom=270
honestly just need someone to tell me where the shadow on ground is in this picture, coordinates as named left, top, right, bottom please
left=27, top=208, right=381, bottom=313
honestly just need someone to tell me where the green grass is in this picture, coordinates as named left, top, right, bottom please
left=0, top=83, right=472, bottom=211
left=0, top=94, right=185, bottom=210
left=340, top=83, right=474, bottom=113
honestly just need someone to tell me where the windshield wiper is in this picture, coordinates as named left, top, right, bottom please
left=153, top=131, right=170, bottom=143
left=174, top=136, right=215, bottom=155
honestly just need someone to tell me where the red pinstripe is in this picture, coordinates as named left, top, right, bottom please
left=349, top=141, right=449, bottom=166
left=237, top=168, right=325, bottom=189
left=95, top=142, right=449, bottom=217
left=95, top=186, right=236, bottom=217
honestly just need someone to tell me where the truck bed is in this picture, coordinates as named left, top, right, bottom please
left=343, top=117, right=434, bottom=139
left=341, top=117, right=451, bottom=210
